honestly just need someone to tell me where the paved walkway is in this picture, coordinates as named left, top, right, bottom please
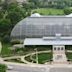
left=2, top=50, right=51, bottom=64
left=3, top=56, right=22, bottom=60
left=67, top=50, right=72, bottom=52
left=21, top=50, right=51, bottom=64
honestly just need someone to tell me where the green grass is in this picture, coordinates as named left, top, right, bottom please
left=66, top=52, right=72, bottom=61
left=1, top=43, right=52, bottom=58
left=32, top=8, right=64, bottom=15
left=25, top=52, right=52, bottom=64
left=1, top=43, right=12, bottom=57
left=0, top=64, right=7, bottom=72
left=33, top=53, right=52, bottom=64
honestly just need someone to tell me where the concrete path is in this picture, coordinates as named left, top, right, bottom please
left=2, top=50, right=51, bottom=65
left=21, top=50, right=51, bottom=64
left=3, top=56, right=22, bottom=60
left=67, top=50, right=72, bottom=52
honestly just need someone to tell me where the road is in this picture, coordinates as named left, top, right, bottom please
left=0, top=61, right=72, bottom=72
left=6, top=64, right=72, bottom=72
left=6, top=64, right=48, bottom=72
left=7, top=65, right=47, bottom=72
left=0, top=62, right=49, bottom=72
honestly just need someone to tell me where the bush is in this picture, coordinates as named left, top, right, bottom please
left=2, top=35, right=10, bottom=43
left=0, top=64, right=7, bottom=72
left=64, top=8, right=72, bottom=15
left=11, top=40, right=21, bottom=45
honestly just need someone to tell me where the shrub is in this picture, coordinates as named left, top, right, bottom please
left=0, top=64, right=7, bottom=72
left=11, top=40, right=21, bottom=45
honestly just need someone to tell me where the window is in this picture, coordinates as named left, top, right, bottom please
left=61, top=47, right=64, bottom=50
left=58, top=47, right=60, bottom=50
left=54, top=47, right=56, bottom=50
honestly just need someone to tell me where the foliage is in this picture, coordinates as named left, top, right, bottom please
left=64, top=8, right=72, bottom=15
left=32, top=8, right=64, bottom=15
left=0, top=64, right=7, bottom=72
left=11, top=40, right=21, bottom=45
left=28, top=0, right=72, bottom=9
left=66, top=52, right=72, bottom=61
left=1, top=43, right=13, bottom=57
left=0, top=18, right=11, bottom=43
left=0, top=1, right=31, bottom=43
left=25, top=53, right=52, bottom=64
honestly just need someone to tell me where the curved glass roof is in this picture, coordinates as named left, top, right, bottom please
left=11, top=16, right=72, bottom=39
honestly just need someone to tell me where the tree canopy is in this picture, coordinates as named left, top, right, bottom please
left=0, top=0, right=31, bottom=43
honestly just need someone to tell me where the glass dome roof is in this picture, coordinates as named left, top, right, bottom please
left=11, top=16, right=72, bottom=39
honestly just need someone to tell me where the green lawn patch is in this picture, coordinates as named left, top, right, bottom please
left=0, top=64, right=7, bottom=72
left=33, top=53, right=52, bottom=64
left=25, top=52, right=52, bottom=64
left=66, top=52, right=72, bottom=61
left=32, top=8, right=64, bottom=15
left=1, top=43, right=12, bottom=57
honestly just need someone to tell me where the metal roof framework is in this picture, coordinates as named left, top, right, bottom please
left=11, top=16, right=72, bottom=39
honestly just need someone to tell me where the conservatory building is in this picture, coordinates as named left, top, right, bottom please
left=11, top=13, right=72, bottom=51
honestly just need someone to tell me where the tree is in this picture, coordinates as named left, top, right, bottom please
left=0, top=18, right=11, bottom=33
left=0, top=18, right=11, bottom=43
left=0, top=1, right=31, bottom=43
left=28, top=0, right=40, bottom=8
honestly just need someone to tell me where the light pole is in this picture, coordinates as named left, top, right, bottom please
left=34, top=48, right=38, bottom=64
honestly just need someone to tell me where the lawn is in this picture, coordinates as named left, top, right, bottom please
left=25, top=52, right=52, bottom=64
left=66, top=52, right=72, bottom=61
left=1, top=43, right=12, bottom=57
left=0, top=64, right=7, bottom=72
left=33, top=53, right=52, bottom=64
left=32, top=8, right=64, bottom=15
left=1, top=44, right=52, bottom=58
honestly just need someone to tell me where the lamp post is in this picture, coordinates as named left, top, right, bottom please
left=34, top=48, right=38, bottom=64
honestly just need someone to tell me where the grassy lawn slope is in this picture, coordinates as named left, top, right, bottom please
left=32, top=8, right=64, bottom=15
